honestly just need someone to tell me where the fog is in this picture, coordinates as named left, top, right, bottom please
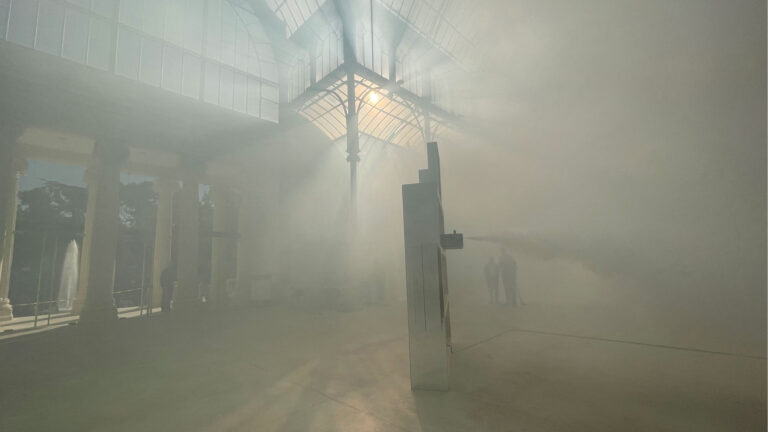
left=1, top=0, right=764, bottom=430
left=253, top=0, right=766, bottom=354
left=449, top=0, right=765, bottom=351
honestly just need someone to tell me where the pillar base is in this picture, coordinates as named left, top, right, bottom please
left=71, top=299, right=86, bottom=316
left=78, top=304, right=117, bottom=324
left=0, top=298, right=12, bottom=321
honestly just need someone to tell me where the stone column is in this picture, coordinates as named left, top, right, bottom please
left=0, top=125, right=26, bottom=321
left=151, top=178, right=178, bottom=309
left=78, top=141, right=128, bottom=323
left=210, top=184, right=237, bottom=305
left=72, top=161, right=98, bottom=315
left=174, top=156, right=204, bottom=310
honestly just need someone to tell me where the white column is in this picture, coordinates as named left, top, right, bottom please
left=0, top=125, right=26, bottom=321
left=73, top=162, right=98, bottom=315
left=174, top=156, right=203, bottom=310
left=151, top=178, right=178, bottom=309
left=78, top=141, right=128, bottom=323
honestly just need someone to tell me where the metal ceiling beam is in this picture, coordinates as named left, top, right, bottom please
left=286, top=1, right=342, bottom=50
left=285, top=65, right=347, bottom=110
left=286, top=60, right=463, bottom=133
left=244, top=0, right=305, bottom=65
left=348, top=62, right=463, bottom=126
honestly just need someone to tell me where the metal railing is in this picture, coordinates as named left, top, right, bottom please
left=4, top=228, right=157, bottom=330
left=7, top=299, right=61, bottom=328
left=3, top=286, right=156, bottom=331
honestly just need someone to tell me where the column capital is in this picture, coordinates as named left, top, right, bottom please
left=152, top=177, right=180, bottom=196
left=84, top=142, right=129, bottom=185
left=93, top=140, right=130, bottom=166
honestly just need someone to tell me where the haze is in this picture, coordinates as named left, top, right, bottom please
left=0, top=1, right=764, bottom=431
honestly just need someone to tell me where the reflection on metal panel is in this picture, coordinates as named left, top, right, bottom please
left=402, top=142, right=461, bottom=391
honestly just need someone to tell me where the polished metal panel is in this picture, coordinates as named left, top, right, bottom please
left=402, top=142, right=455, bottom=391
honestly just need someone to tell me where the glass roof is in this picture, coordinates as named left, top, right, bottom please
left=377, top=0, right=480, bottom=64
left=1, top=0, right=470, bottom=144
left=298, top=75, right=443, bottom=148
left=264, top=0, right=328, bottom=37
left=257, top=0, right=475, bottom=147
left=264, top=0, right=481, bottom=65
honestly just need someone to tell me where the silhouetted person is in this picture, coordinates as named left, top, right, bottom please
left=499, top=249, right=520, bottom=306
left=160, top=263, right=177, bottom=312
left=484, top=257, right=500, bottom=304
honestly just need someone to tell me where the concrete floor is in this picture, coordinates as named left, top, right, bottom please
left=0, top=301, right=764, bottom=431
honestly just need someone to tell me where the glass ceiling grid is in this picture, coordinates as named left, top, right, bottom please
left=296, top=73, right=441, bottom=147
left=370, top=115, right=397, bottom=138
left=265, top=0, right=326, bottom=37
left=356, top=76, right=425, bottom=147
left=360, top=102, right=419, bottom=133
left=377, top=0, right=477, bottom=64
left=231, top=0, right=461, bottom=143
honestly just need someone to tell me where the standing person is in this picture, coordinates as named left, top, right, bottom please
left=484, top=257, right=500, bottom=304
left=160, top=262, right=177, bottom=312
left=499, top=249, right=520, bottom=307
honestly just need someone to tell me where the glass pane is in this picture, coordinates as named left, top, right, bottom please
left=36, top=0, right=64, bottom=55
left=67, top=0, right=88, bottom=8
left=87, top=16, right=112, bottom=70
left=261, top=83, right=278, bottom=102
left=163, top=0, right=183, bottom=47
left=0, top=0, right=10, bottom=40
left=381, top=53, right=389, bottom=80
left=261, top=61, right=278, bottom=83
left=115, top=27, right=140, bottom=79
left=219, top=3, right=235, bottom=66
left=91, top=0, right=116, bottom=18
left=247, top=47, right=260, bottom=76
left=205, top=0, right=221, bottom=61
left=261, top=100, right=278, bottom=122
left=8, top=0, right=39, bottom=47
left=181, top=53, right=200, bottom=98
left=233, top=72, right=247, bottom=113
left=297, top=0, right=310, bottom=22
left=139, top=37, right=162, bottom=86
left=246, top=77, right=260, bottom=116
left=234, top=21, right=248, bottom=72
left=162, top=45, right=182, bottom=93
left=142, top=0, right=164, bottom=39
left=62, top=8, right=89, bottom=63
left=182, top=0, right=203, bottom=54
left=119, top=0, right=141, bottom=28
left=203, top=61, right=219, bottom=103
left=219, top=67, right=233, bottom=109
